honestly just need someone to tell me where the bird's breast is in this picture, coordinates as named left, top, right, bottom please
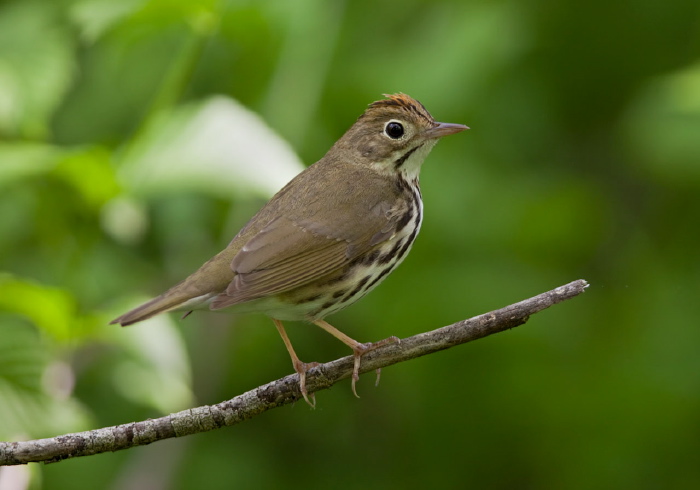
left=227, top=176, right=424, bottom=323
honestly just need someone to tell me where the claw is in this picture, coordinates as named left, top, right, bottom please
left=349, top=337, right=400, bottom=397
left=295, top=360, right=320, bottom=408
left=311, top=320, right=400, bottom=398
left=273, top=318, right=320, bottom=408
left=351, top=351, right=363, bottom=398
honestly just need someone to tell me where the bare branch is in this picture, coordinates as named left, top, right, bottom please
left=0, top=279, right=588, bottom=466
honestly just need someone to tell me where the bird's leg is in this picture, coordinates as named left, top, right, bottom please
left=312, top=319, right=398, bottom=397
left=272, top=319, right=318, bottom=408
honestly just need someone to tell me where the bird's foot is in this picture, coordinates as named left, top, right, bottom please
left=293, top=359, right=320, bottom=408
left=350, top=336, right=400, bottom=397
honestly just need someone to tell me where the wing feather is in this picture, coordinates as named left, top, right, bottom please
left=210, top=172, right=414, bottom=310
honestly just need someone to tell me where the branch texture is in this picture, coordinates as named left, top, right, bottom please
left=0, top=279, right=588, bottom=466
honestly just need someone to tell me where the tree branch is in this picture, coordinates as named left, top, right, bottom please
left=0, top=279, right=588, bottom=466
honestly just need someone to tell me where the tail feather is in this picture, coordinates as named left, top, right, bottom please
left=110, top=293, right=192, bottom=326
left=111, top=248, right=235, bottom=326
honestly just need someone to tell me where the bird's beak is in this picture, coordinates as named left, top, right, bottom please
left=424, top=122, right=469, bottom=139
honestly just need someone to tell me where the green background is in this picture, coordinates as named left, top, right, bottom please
left=1, top=0, right=699, bottom=488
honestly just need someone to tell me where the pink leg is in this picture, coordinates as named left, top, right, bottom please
left=312, top=319, right=398, bottom=397
left=273, top=319, right=318, bottom=408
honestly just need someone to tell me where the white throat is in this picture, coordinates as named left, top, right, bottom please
left=398, top=140, right=439, bottom=179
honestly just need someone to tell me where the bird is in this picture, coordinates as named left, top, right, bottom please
left=111, top=93, right=468, bottom=406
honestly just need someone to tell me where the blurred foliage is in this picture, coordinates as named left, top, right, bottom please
left=1, top=0, right=699, bottom=488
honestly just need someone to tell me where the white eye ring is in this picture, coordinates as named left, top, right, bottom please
left=384, top=119, right=406, bottom=139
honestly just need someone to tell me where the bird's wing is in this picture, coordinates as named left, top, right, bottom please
left=209, top=197, right=410, bottom=309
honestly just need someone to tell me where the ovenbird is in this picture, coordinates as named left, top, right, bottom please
left=111, top=94, right=468, bottom=406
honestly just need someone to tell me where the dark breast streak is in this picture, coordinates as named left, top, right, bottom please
left=305, top=176, right=423, bottom=320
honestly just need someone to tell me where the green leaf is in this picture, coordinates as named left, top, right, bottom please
left=117, top=96, right=305, bottom=199
left=0, top=274, right=77, bottom=342
left=0, top=318, right=91, bottom=440
left=102, top=311, right=194, bottom=412
left=53, top=146, right=120, bottom=209
left=0, top=142, right=62, bottom=186
left=0, top=143, right=119, bottom=209
left=0, top=1, right=75, bottom=138
left=69, top=0, right=146, bottom=43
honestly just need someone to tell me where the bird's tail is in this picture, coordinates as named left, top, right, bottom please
left=110, top=290, right=200, bottom=326
left=111, top=248, right=235, bottom=326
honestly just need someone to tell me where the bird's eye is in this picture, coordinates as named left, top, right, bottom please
left=384, top=121, right=404, bottom=139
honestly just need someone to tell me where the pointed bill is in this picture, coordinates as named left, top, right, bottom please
left=423, top=122, right=469, bottom=139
